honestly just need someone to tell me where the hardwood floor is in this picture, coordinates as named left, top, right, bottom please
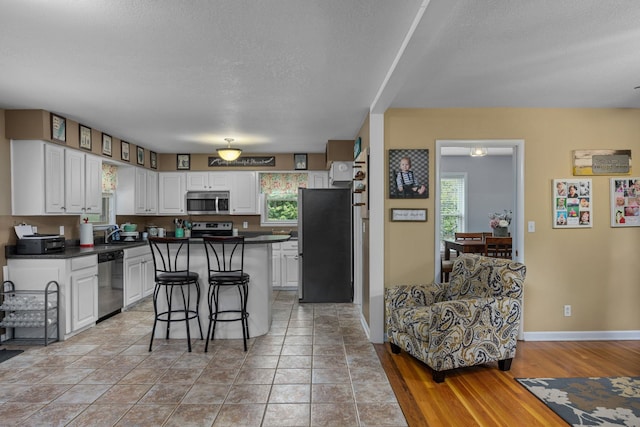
left=375, top=340, right=640, bottom=427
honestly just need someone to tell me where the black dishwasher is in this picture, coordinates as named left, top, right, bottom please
left=97, top=250, right=124, bottom=322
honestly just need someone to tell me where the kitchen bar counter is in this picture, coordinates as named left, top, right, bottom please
left=6, top=234, right=291, bottom=259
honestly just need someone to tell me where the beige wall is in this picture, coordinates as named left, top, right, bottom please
left=384, top=108, right=640, bottom=333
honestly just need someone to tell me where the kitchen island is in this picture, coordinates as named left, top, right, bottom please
left=151, top=235, right=290, bottom=342
left=6, top=235, right=290, bottom=343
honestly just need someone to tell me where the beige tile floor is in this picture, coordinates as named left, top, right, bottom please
left=0, top=290, right=407, bottom=426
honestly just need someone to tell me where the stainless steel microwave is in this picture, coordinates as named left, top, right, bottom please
left=186, top=191, right=230, bottom=215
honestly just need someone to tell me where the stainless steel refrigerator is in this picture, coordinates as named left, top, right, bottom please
left=298, top=188, right=353, bottom=303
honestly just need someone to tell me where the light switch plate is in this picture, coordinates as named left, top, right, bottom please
left=528, top=221, right=535, bottom=232
left=59, top=226, right=65, bottom=235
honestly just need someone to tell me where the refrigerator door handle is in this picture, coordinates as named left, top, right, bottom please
left=298, top=253, right=304, bottom=299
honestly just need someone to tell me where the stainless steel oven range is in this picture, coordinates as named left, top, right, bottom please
left=190, top=221, right=233, bottom=237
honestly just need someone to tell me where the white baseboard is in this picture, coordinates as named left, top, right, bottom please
left=524, top=330, right=640, bottom=341
left=359, top=311, right=371, bottom=340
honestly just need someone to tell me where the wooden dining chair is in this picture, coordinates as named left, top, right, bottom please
left=441, top=258, right=454, bottom=282
left=454, top=232, right=484, bottom=241
left=484, top=237, right=512, bottom=259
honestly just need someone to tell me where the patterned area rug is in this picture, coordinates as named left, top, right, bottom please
left=517, top=377, right=640, bottom=426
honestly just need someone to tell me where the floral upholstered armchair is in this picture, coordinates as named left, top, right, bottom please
left=385, top=254, right=526, bottom=383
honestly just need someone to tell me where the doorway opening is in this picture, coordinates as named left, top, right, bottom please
left=434, top=139, right=525, bottom=282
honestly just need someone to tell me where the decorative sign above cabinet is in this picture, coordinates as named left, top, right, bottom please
left=208, top=156, right=276, bottom=167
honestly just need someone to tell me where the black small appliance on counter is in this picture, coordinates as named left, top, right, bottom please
left=16, top=234, right=65, bottom=255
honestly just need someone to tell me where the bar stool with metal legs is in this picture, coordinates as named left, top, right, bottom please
left=202, top=236, right=250, bottom=352
left=148, top=237, right=203, bottom=352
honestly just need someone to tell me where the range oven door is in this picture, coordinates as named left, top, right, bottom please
left=186, top=191, right=230, bottom=215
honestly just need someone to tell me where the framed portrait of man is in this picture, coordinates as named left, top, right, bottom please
left=389, top=149, right=429, bottom=199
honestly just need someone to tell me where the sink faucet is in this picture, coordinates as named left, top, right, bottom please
left=105, top=225, right=122, bottom=243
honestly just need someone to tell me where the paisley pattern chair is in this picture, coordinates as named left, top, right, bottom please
left=385, top=254, right=526, bottom=383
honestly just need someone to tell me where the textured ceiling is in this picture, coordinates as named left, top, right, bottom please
left=1, top=1, right=639, bottom=155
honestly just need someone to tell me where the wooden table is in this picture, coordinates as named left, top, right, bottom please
left=443, top=239, right=486, bottom=260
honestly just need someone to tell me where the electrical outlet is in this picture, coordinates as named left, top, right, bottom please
left=564, top=305, right=571, bottom=317
left=59, top=226, right=65, bottom=236
left=242, top=221, right=248, bottom=229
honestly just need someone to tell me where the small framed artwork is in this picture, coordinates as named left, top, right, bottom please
left=102, top=133, right=112, bottom=157
left=51, top=114, right=66, bottom=143
left=137, top=147, right=145, bottom=165
left=177, top=153, right=190, bottom=170
left=553, top=178, right=592, bottom=228
left=389, top=149, right=429, bottom=198
left=610, top=178, right=640, bottom=227
left=79, top=125, right=92, bottom=151
left=294, top=153, right=307, bottom=170
left=121, top=141, right=130, bottom=162
left=390, top=208, right=427, bottom=222
left=150, top=151, right=157, bottom=169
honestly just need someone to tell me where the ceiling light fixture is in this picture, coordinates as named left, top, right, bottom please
left=470, top=145, right=488, bottom=157
left=217, top=138, right=242, bottom=161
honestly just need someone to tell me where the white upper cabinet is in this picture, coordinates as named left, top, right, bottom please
left=134, top=168, right=159, bottom=214
left=64, top=149, right=86, bottom=214
left=44, top=143, right=65, bottom=213
left=117, top=166, right=158, bottom=215
left=186, top=172, right=231, bottom=191
left=84, top=154, right=103, bottom=214
left=307, top=171, right=329, bottom=188
left=230, top=172, right=258, bottom=214
left=159, top=172, right=186, bottom=215
left=11, top=140, right=102, bottom=215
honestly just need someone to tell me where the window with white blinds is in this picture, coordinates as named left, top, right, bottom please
left=440, top=173, right=467, bottom=242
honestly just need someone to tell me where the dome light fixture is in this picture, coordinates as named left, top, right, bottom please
left=217, top=137, right=242, bottom=161
left=470, top=145, right=488, bottom=157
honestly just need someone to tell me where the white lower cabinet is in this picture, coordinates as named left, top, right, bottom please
left=142, top=252, right=155, bottom=297
left=7, top=255, right=98, bottom=340
left=70, top=265, right=99, bottom=331
left=272, top=241, right=299, bottom=289
left=281, top=242, right=299, bottom=288
left=124, top=246, right=154, bottom=308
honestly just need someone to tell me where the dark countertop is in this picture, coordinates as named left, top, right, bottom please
left=6, top=234, right=292, bottom=260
